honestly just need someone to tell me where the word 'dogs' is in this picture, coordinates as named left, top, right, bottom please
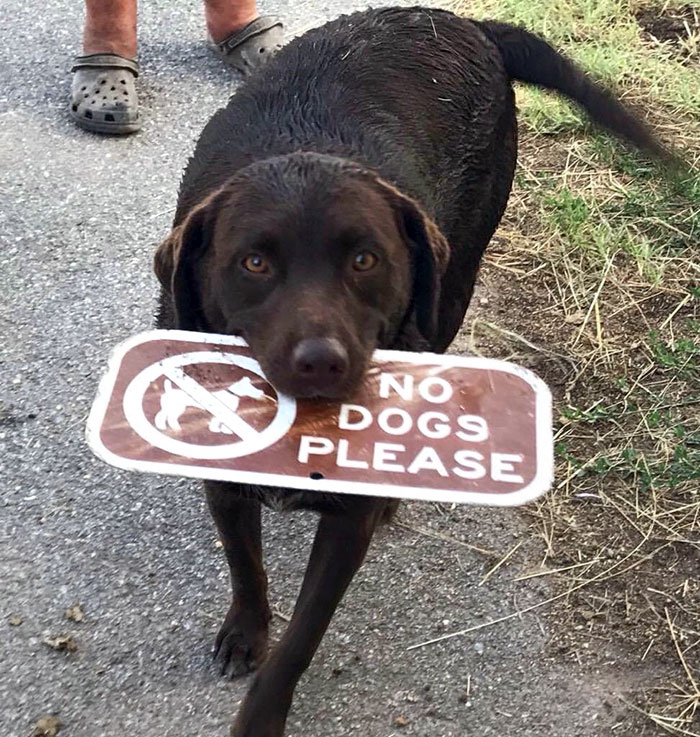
left=298, top=372, right=526, bottom=486
left=86, top=331, right=553, bottom=506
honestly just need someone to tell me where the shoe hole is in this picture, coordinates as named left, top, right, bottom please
left=72, top=104, right=78, bottom=112
left=100, top=80, right=106, bottom=85
left=110, top=86, right=115, bottom=91
left=120, top=79, right=126, bottom=84
left=102, top=96, right=106, bottom=99
left=104, top=113, right=115, bottom=122
left=81, top=86, right=86, bottom=91
left=84, top=110, right=93, bottom=119
left=83, top=93, right=88, bottom=98
left=259, top=47, right=266, bottom=53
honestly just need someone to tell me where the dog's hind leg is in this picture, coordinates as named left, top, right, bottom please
left=205, top=481, right=271, bottom=678
left=232, top=497, right=385, bottom=737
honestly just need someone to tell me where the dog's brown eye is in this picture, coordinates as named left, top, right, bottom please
left=241, top=254, right=269, bottom=274
left=352, top=251, right=378, bottom=272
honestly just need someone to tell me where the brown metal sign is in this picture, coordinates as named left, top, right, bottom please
left=86, top=331, right=553, bottom=505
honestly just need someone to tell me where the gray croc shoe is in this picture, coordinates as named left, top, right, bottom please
left=214, top=16, right=284, bottom=76
left=70, top=54, right=141, bottom=135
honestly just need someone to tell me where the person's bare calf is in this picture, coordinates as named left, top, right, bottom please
left=204, top=0, right=284, bottom=76
left=204, top=0, right=259, bottom=43
left=82, top=0, right=137, bottom=58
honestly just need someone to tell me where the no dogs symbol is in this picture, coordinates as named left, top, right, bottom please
left=122, top=351, right=297, bottom=460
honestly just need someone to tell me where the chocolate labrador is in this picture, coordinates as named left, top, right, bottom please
left=154, top=8, right=674, bottom=736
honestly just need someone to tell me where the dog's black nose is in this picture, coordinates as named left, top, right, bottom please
left=291, top=338, right=349, bottom=391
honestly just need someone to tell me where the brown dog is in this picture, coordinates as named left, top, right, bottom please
left=154, top=8, right=674, bottom=736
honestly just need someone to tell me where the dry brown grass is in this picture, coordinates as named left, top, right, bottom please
left=443, top=0, right=700, bottom=732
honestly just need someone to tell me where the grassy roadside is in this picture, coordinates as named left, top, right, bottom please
left=450, top=0, right=700, bottom=732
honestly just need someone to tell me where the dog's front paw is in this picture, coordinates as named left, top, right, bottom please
left=214, top=605, right=269, bottom=679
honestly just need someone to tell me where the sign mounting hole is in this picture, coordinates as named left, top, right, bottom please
left=309, top=472, right=324, bottom=480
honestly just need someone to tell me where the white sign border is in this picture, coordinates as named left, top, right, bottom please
left=86, top=329, right=554, bottom=507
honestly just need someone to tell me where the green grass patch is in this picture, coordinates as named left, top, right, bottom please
left=451, top=0, right=700, bottom=729
left=452, top=0, right=700, bottom=131
left=558, top=320, right=700, bottom=491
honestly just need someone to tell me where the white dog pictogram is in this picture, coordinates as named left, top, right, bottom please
left=155, top=376, right=266, bottom=435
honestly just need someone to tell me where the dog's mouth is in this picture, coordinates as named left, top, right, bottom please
left=255, top=348, right=371, bottom=403
left=276, top=384, right=357, bottom=401
left=264, top=371, right=366, bottom=402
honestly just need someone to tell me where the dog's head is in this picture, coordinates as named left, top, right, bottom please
left=155, top=153, right=449, bottom=399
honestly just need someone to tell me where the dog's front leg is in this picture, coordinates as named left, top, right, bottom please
left=232, top=498, right=385, bottom=737
left=205, top=481, right=271, bottom=678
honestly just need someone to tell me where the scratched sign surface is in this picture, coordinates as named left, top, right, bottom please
left=86, top=330, right=553, bottom=506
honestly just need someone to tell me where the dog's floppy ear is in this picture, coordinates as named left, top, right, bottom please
left=154, top=189, right=225, bottom=330
left=371, top=177, right=450, bottom=344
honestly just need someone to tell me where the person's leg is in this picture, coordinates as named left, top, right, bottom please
left=70, top=0, right=140, bottom=134
left=205, top=0, right=284, bottom=76
left=204, top=0, right=258, bottom=44
left=83, top=0, right=137, bottom=58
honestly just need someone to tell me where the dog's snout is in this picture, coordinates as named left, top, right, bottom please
left=291, top=337, right=349, bottom=390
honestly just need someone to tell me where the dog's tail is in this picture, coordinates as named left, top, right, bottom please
left=478, top=21, right=681, bottom=169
